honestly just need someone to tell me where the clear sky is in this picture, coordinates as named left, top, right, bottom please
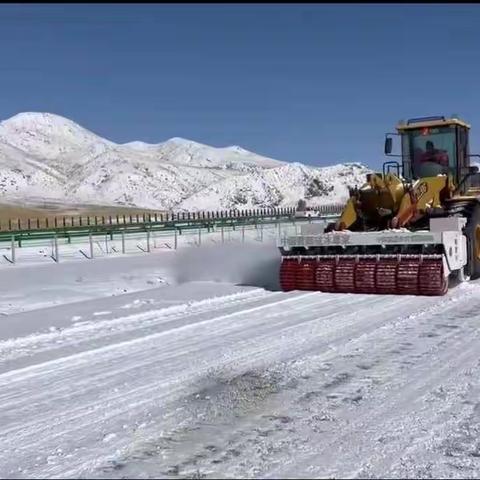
left=1, top=3, right=480, bottom=169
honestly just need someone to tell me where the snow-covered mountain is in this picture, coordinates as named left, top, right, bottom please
left=0, top=112, right=369, bottom=211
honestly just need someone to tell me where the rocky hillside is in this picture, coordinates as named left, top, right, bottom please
left=0, top=112, right=369, bottom=211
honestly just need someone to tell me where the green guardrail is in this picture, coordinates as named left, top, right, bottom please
left=0, top=210, right=342, bottom=248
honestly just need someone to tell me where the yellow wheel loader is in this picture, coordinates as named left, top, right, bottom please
left=279, top=115, right=480, bottom=295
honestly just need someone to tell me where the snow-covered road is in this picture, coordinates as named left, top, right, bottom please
left=1, top=242, right=480, bottom=478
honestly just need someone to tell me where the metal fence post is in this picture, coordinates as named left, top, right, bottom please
left=146, top=230, right=151, bottom=252
left=198, top=227, right=201, bottom=246
left=53, top=235, right=59, bottom=262
left=174, top=228, right=178, bottom=250
left=221, top=225, right=224, bottom=244
left=242, top=224, right=245, bottom=243
left=89, top=233, right=94, bottom=259
left=122, top=231, right=126, bottom=254
left=11, top=235, right=15, bottom=264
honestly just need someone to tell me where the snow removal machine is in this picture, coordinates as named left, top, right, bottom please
left=279, top=115, right=480, bottom=295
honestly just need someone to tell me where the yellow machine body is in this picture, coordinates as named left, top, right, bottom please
left=280, top=115, right=480, bottom=296
left=334, top=115, right=480, bottom=233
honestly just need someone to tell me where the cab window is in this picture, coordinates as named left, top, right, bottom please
left=404, top=126, right=456, bottom=179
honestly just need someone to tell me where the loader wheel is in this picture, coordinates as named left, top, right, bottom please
left=463, top=202, right=480, bottom=279
left=325, top=222, right=336, bottom=233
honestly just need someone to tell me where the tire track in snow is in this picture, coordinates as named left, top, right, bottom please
left=0, top=291, right=327, bottom=478
left=306, top=329, right=480, bottom=478
left=259, top=285, right=480, bottom=479
left=0, top=288, right=274, bottom=370
left=107, top=284, right=480, bottom=480
left=0, top=291, right=406, bottom=478
left=2, top=284, right=480, bottom=478
left=0, top=292, right=328, bottom=421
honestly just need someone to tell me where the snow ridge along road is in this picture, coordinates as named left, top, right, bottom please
left=2, top=243, right=480, bottom=478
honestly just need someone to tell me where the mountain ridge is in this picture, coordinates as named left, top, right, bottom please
left=0, top=112, right=370, bottom=210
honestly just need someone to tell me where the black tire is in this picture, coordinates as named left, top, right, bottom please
left=325, top=222, right=336, bottom=233
left=463, top=201, right=480, bottom=279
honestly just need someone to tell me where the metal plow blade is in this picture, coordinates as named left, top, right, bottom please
left=279, top=255, right=448, bottom=296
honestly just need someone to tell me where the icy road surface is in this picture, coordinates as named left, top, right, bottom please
left=1, top=243, right=480, bottom=478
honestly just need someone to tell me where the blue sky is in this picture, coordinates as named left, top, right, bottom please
left=1, top=4, right=480, bottom=169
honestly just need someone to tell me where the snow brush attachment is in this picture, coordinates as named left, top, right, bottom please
left=279, top=255, right=447, bottom=296
left=278, top=218, right=467, bottom=296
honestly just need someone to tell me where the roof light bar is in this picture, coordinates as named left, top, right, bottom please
left=407, top=116, right=446, bottom=125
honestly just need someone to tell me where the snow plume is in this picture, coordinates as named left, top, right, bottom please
left=171, top=242, right=282, bottom=291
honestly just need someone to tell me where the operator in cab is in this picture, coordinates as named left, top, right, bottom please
left=413, top=140, right=450, bottom=178
left=421, top=140, right=449, bottom=166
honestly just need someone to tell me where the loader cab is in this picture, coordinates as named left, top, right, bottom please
left=385, top=115, right=479, bottom=194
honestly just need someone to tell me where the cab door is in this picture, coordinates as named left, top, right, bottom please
left=460, top=126, right=480, bottom=195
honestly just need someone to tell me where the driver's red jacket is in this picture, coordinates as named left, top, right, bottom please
left=419, top=150, right=449, bottom=166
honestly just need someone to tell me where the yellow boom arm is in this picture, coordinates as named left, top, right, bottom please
left=392, top=175, right=453, bottom=228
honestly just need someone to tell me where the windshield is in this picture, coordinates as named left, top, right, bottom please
left=402, top=126, right=456, bottom=180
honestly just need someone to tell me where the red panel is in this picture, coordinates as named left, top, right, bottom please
left=355, top=259, right=377, bottom=293
left=316, top=259, right=336, bottom=292
left=419, top=258, right=447, bottom=296
left=375, top=259, right=398, bottom=294
left=334, top=258, right=356, bottom=293
left=279, top=259, right=298, bottom=292
left=396, top=260, right=420, bottom=295
left=296, top=259, right=317, bottom=290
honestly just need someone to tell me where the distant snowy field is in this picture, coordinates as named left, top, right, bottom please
left=2, top=224, right=480, bottom=478
left=0, top=112, right=369, bottom=211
